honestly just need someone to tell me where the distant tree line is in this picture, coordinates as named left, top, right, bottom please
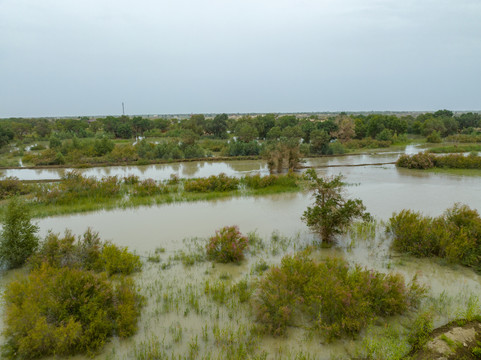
left=1, top=110, right=480, bottom=166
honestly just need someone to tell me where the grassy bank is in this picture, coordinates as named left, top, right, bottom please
left=0, top=172, right=304, bottom=219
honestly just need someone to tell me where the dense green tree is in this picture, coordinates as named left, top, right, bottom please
left=208, top=113, right=228, bottom=138
left=302, top=170, right=371, bottom=244
left=310, top=129, right=330, bottom=154
left=276, top=115, right=298, bottom=129
left=132, top=116, right=152, bottom=136
left=0, top=124, right=14, bottom=149
left=236, top=123, right=258, bottom=143
left=0, top=197, right=39, bottom=269
left=255, top=114, right=276, bottom=139
left=266, top=126, right=282, bottom=140
left=458, top=113, right=481, bottom=129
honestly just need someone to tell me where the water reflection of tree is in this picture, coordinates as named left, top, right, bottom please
left=181, top=162, right=200, bottom=177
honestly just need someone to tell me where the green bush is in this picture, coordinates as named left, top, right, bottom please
left=426, top=130, right=442, bottom=143
left=36, top=171, right=121, bottom=204
left=407, top=311, right=434, bottom=351
left=206, top=225, right=249, bottom=263
left=29, top=229, right=142, bottom=275
left=0, top=177, right=29, bottom=200
left=396, top=153, right=481, bottom=170
left=253, top=252, right=424, bottom=339
left=2, top=264, right=143, bottom=358
left=2, top=228, right=143, bottom=359
left=184, top=173, right=239, bottom=193
left=241, top=173, right=298, bottom=189
left=396, top=153, right=436, bottom=169
left=0, top=197, right=39, bottom=269
left=388, top=204, right=481, bottom=268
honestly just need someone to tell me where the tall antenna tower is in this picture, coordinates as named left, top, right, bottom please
left=122, top=102, right=125, bottom=116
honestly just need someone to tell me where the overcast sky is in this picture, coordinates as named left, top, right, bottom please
left=1, top=0, right=480, bottom=117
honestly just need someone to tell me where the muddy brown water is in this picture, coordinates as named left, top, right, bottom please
left=1, top=148, right=481, bottom=359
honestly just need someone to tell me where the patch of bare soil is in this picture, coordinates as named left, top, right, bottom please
left=410, top=320, right=481, bottom=360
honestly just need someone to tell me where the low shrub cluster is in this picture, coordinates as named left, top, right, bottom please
left=2, top=229, right=143, bottom=359
left=396, top=153, right=436, bottom=169
left=29, top=229, right=142, bottom=275
left=0, top=177, right=30, bottom=199
left=206, top=225, right=249, bottom=263
left=397, top=153, right=481, bottom=170
left=435, top=153, right=481, bottom=169
left=253, top=252, right=425, bottom=340
left=388, top=204, right=481, bottom=268
left=225, top=140, right=263, bottom=156
left=184, top=173, right=239, bottom=192
left=35, top=171, right=122, bottom=204
left=241, top=173, right=298, bottom=189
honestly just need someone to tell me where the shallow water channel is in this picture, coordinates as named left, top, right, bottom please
left=1, top=147, right=481, bottom=359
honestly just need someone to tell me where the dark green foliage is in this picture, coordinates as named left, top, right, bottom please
left=226, top=140, right=262, bottom=156
left=302, top=169, right=371, bottom=244
left=426, top=130, right=442, bottom=143
left=184, top=173, right=239, bottom=192
left=309, top=129, right=330, bottom=154
left=0, top=197, right=39, bottom=269
left=0, top=124, right=15, bottom=149
left=388, top=204, right=481, bottom=268
left=206, top=225, right=249, bottom=263
left=253, top=253, right=424, bottom=339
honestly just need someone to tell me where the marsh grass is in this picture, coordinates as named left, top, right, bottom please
left=3, top=226, right=481, bottom=360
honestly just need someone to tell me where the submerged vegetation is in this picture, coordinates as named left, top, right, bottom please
left=253, top=251, right=425, bottom=339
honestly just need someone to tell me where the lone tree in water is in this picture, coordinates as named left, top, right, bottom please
left=302, top=169, right=371, bottom=244
left=0, top=197, right=39, bottom=269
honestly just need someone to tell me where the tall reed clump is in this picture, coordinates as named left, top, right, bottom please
left=206, top=225, right=249, bottom=263
left=2, top=229, right=144, bottom=359
left=252, top=252, right=425, bottom=340
left=388, top=204, right=481, bottom=269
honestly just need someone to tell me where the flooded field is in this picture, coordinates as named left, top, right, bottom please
left=0, top=145, right=422, bottom=181
left=1, top=148, right=481, bottom=359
